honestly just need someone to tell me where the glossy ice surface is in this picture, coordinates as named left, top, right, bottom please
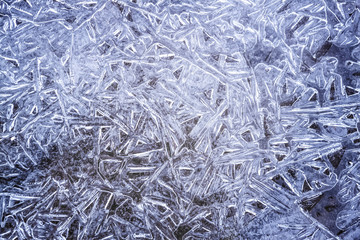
left=1, top=0, right=360, bottom=239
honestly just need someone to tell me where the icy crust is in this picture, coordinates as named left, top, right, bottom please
left=1, top=0, right=360, bottom=239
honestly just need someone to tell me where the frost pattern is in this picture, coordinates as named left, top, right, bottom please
left=1, top=0, right=360, bottom=239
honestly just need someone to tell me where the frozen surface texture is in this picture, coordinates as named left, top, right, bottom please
left=1, top=0, right=360, bottom=239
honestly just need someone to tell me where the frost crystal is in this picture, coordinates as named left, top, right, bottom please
left=1, top=0, right=360, bottom=239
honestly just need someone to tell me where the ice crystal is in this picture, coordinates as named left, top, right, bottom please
left=1, top=0, right=360, bottom=239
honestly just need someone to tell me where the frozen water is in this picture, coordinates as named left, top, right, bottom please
left=1, top=0, right=360, bottom=239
